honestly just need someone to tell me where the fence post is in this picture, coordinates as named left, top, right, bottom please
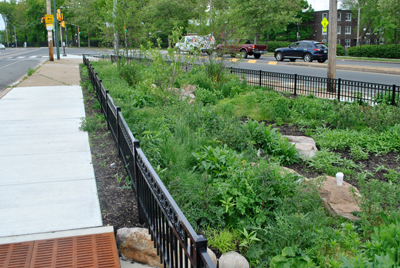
left=195, top=235, right=208, bottom=268
left=259, top=70, right=262, bottom=87
left=294, top=74, right=297, bottom=96
left=105, top=91, right=110, bottom=130
left=133, top=140, right=145, bottom=225
left=116, top=106, right=121, bottom=157
left=338, top=78, right=341, bottom=101
left=230, top=67, right=232, bottom=74
left=392, top=84, right=396, bottom=106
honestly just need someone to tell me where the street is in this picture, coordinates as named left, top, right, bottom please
left=0, top=47, right=105, bottom=94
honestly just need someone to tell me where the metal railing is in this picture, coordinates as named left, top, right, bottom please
left=232, top=68, right=399, bottom=105
left=83, top=55, right=216, bottom=268
left=94, top=54, right=400, bottom=106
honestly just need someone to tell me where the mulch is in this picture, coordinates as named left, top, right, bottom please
left=81, top=69, right=144, bottom=232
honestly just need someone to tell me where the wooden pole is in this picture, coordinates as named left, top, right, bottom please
left=46, top=0, right=54, bottom=61
left=327, top=0, right=337, bottom=92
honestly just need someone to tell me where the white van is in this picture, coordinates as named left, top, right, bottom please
left=175, top=34, right=215, bottom=54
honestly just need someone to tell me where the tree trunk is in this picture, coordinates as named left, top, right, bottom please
left=88, top=32, right=90, bottom=48
left=168, top=35, right=171, bottom=48
left=37, top=33, right=40, bottom=46
left=254, top=33, right=259, bottom=44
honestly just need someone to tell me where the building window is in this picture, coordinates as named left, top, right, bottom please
left=322, top=13, right=328, bottom=19
left=338, top=13, right=341, bottom=21
left=365, top=39, right=370, bottom=45
left=346, top=13, right=352, bottom=21
left=374, top=39, right=378, bottom=44
left=322, top=27, right=327, bottom=35
left=345, top=39, right=351, bottom=47
left=337, top=39, right=341, bottom=45
left=337, top=26, right=341, bottom=34
left=345, top=26, right=351, bottom=34
left=366, top=29, right=371, bottom=35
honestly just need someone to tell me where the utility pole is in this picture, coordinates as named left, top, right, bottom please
left=113, top=0, right=118, bottom=52
left=46, top=0, right=54, bottom=61
left=327, top=0, right=337, bottom=92
left=357, top=7, right=360, bottom=46
left=53, top=0, right=60, bottom=59
left=14, top=25, right=17, bottom=47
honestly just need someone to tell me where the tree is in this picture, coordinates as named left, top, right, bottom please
left=378, top=0, right=400, bottom=43
left=0, top=0, right=17, bottom=47
left=25, top=0, right=47, bottom=45
left=231, top=0, right=302, bottom=43
left=265, top=0, right=313, bottom=41
left=341, top=0, right=381, bottom=43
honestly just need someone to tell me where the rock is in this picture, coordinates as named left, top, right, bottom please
left=110, top=163, right=116, bottom=168
left=182, top=84, right=196, bottom=94
left=283, top=135, right=318, bottom=159
left=219, top=251, right=249, bottom=268
left=116, top=227, right=162, bottom=268
left=314, top=176, right=361, bottom=221
left=207, top=248, right=218, bottom=266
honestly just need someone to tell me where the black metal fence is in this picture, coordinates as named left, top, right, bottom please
left=232, top=68, right=400, bottom=105
left=83, top=55, right=216, bottom=268
left=94, top=54, right=400, bottom=106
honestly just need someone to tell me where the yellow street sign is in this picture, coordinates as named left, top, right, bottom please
left=61, top=21, right=65, bottom=28
left=323, top=27, right=327, bottom=33
left=45, top=14, right=54, bottom=24
left=321, top=17, right=329, bottom=28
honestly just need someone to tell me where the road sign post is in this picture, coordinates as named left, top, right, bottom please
left=45, top=2, right=54, bottom=61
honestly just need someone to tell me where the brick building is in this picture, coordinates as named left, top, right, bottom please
left=306, top=9, right=380, bottom=47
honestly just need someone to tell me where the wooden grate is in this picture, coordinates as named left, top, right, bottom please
left=0, top=233, right=119, bottom=268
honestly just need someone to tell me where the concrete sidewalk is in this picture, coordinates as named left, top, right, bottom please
left=0, top=55, right=150, bottom=268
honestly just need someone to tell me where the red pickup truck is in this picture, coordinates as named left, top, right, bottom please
left=215, top=39, right=268, bottom=59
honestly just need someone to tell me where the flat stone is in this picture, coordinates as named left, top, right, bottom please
left=314, top=176, right=361, bottom=221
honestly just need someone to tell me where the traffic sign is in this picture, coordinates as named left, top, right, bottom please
left=45, top=14, right=54, bottom=24
left=321, top=17, right=329, bottom=28
left=323, top=27, right=327, bottom=33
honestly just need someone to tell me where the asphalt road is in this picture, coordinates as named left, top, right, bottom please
left=0, top=47, right=105, bottom=94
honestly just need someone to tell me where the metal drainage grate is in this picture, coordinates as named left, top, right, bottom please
left=0, top=233, right=119, bottom=268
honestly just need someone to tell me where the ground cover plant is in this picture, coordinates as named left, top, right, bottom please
left=85, top=44, right=400, bottom=267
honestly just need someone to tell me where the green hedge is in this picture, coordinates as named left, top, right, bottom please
left=266, top=41, right=293, bottom=52
left=348, top=44, right=400, bottom=59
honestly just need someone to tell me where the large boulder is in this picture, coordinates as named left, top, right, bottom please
left=219, top=251, right=249, bottom=268
left=283, top=135, right=318, bottom=159
left=116, top=227, right=162, bottom=268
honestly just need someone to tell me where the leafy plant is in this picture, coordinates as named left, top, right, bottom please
left=79, top=114, right=106, bottom=132
left=270, top=247, right=317, bottom=268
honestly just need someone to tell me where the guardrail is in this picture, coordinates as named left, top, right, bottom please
left=106, top=54, right=400, bottom=106
left=83, top=54, right=216, bottom=268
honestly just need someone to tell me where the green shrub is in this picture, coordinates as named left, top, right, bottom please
left=348, top=44, right=400, bottom=59
left=266, top=41, right=293, bottom=52
left=195, top=87, right=219, bottom=105
left=118, top=58, right=140, bottom=86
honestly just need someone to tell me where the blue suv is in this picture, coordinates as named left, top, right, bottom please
left=274, top=41, right=328, bottom=63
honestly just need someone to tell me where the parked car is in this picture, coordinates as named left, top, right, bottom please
left=175, top=34, right=215, bottom=54
left=274, top=40, right=328, bottom=63
left=216, top=39, right=268, bottom=59
left=0, top=44, right=5, bottom=50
